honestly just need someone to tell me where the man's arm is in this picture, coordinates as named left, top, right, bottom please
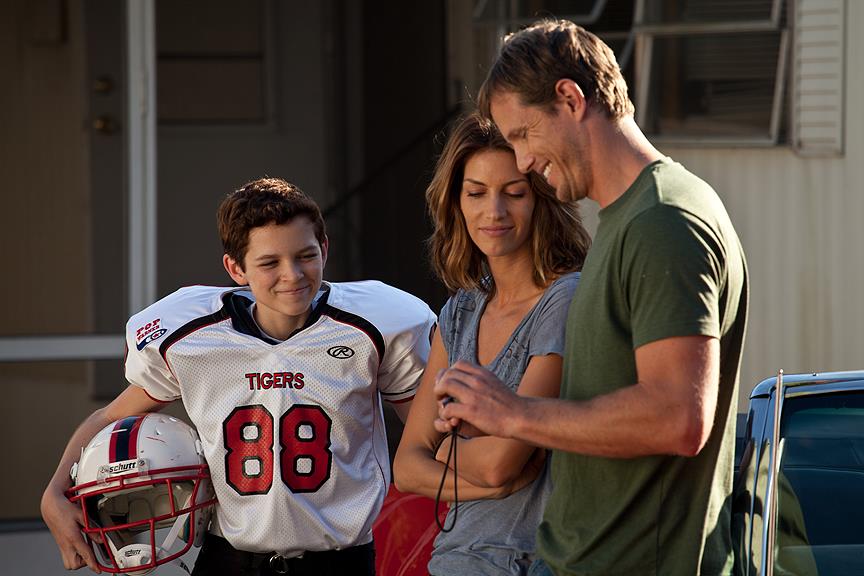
left=40, top=386, right=169, bottom=572
left=434, top=335, right=719, bottom=458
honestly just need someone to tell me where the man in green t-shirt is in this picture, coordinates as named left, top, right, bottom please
left=433, top=19, right=748, bottom=576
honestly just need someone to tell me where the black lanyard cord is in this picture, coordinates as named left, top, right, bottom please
left=434, top=428, right=459, bottom=533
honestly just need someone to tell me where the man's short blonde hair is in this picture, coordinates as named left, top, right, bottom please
left=478, top=19, right=634, bottom=120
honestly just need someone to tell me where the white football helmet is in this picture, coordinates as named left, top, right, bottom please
left=67, top=414, right=215, bottom=575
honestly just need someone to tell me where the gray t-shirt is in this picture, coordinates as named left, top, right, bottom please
left=429, top=272, right=580, bottom=576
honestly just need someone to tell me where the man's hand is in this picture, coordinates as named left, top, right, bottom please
left=433, top=360, right=525, bottom=438
left=41, top=485, right=101, bottom=572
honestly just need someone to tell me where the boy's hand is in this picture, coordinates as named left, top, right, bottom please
left=41, top=485, right=101, bottom=572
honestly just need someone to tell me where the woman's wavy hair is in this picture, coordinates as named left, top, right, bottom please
left=426, top=113, right=591, bottom=294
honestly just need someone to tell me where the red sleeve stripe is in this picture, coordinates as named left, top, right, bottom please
left=142, top=388, right=174, bottom=404
left=385, top=394, right=415, bottom=404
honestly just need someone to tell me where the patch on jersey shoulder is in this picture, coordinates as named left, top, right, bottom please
left=135, top=318, right=167, bottom=351
left=327, top=345, right=355, bottom=359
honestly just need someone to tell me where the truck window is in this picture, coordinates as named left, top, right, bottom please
left=775, top=392, right=864, bottom=575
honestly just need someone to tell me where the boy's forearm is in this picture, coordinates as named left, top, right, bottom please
left=45, top=407, right=112, bottom=495
left=45, top=384, right=171, bottom=495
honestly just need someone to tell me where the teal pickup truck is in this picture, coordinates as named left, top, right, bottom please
left=733, top=370, right=864, bottom=575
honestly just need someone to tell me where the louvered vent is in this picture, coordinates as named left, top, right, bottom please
left=792, top=0, right=845, bottom=155
left=645, top=32, right=785, bottom=138
left=635, top=0, right=790, bottom=142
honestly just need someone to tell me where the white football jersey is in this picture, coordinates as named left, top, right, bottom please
left=124, top=281, right=435, bottom=555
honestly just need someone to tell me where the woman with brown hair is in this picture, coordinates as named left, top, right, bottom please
left=393, top=112, right=590, bottom=575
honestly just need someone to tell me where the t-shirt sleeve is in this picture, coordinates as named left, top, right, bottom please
left=527, top=273, right=579, bottom=358
left=623, top=205, right=724, bottom=349
left=377, top=303, right=437, bottom=403
left=124, top=316, right=181, bottom=402
left=436, top=293, right=462, bottom=364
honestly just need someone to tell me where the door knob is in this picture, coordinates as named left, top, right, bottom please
left=92, top=116, right=118, bottom=134
left=93, top=76, right=114, bottom=95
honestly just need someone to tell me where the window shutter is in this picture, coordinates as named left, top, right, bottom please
left=792, top=0, right=845, bottom=156
left=633, top=0, right=788, bottom=143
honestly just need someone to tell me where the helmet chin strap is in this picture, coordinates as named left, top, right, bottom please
left=112, top=540, right=192, bottom=576
left=109, top=493, right=196, bottom=576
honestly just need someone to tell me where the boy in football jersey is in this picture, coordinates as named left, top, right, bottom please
left=41, top=177, right=437, bottom=575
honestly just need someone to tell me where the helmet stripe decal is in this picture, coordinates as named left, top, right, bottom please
left=109, top=416, right=144, bottom=463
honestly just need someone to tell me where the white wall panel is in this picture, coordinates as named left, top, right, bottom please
left=662, top=0, right=861, bottom=411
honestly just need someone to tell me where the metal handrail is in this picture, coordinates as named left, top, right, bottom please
left=321, top=107, right=462, bottom=220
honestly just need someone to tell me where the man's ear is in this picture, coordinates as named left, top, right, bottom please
left=320, top=235, right=330, bottom=268
left=555, top=79, right=587, bottom=120
left=223, top=254, right=249, bottom=285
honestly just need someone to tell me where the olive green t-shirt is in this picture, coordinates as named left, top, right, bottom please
left=537, top=159, right=748, bottom=576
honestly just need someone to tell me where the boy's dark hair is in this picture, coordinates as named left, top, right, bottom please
left=217, top=178, right=326, bottom=269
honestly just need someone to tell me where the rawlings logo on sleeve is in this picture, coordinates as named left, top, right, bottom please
left=327, top=346, right=355, bottom=359
left=135, top=318, right=167, bottom=351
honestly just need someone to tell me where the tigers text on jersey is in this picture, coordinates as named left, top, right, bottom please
left=124, top=281, right=436, bottom=556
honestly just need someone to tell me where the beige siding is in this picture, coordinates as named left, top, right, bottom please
left=662, top=0, right=863, bottom=411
